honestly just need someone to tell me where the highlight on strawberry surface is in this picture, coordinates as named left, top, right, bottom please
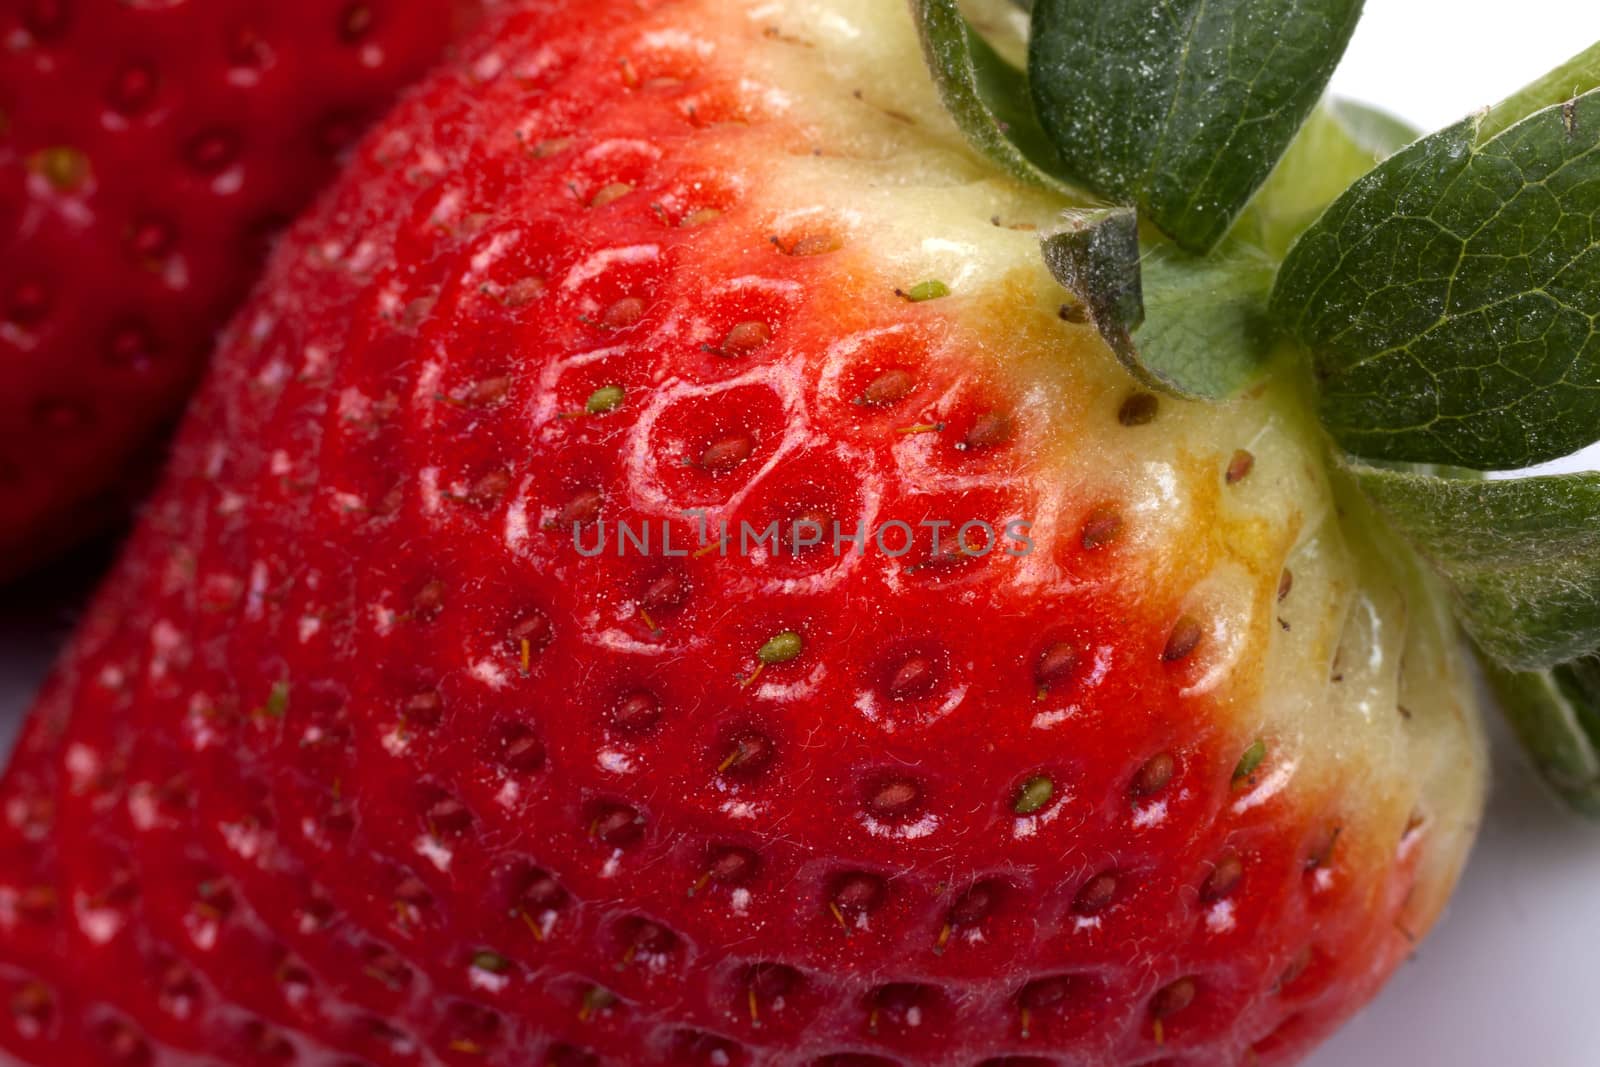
left=0, top=1, right=1596, bottom=1065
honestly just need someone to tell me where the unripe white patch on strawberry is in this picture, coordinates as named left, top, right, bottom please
left=662, top=0, right=1484, bottom=925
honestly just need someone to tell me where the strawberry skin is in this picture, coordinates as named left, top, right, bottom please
left=0, top=2, right=1485, bottom=1065
left=0, top=0, right=481, bottom=576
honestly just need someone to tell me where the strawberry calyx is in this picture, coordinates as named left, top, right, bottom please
left=1040, top=209, right=1278, bottom=400
left=914, top=7, right=1600, bottom=814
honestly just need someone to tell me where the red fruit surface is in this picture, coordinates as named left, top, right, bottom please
left=0, top=0, right=482, bottom=575
left=0, top=1, right=1484, bottom=1065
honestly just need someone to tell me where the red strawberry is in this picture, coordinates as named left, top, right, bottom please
left=0, top=1, right=1498, bottom=1065
left=0, top=0, right=484, bottom=576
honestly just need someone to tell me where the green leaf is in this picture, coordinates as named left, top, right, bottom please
left=1041, top=209, right=1143, bottom=336
left=1028, top=0, right=1365, bottom=253
left=909, top=0, right=1082, bottom=195
left=1245, top=99, right=1418, bottom=257
left=1042, top=208, right=1276, bottom=398
left=1480, top=653, right=1600, bottom=819
left=1352, top=463, right=1600, bottom=671
left=1274, top=90, right=1600, bottom=470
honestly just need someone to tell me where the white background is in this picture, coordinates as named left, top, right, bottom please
left=5, top=2, right=1600, bottom=1064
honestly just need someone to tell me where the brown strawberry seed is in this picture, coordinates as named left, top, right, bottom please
left=861, top=368, right=917, bottom=406
left=559, top=488, right=603, bottom=526
left=1037, top=641, right=1081, bottom=688
left=600, top=296, right=646, bottom=329
left=590, top=181, right=633, bottom=207
left=777, top=232, right=841, bottom=257
left=470, top=469, right=513, bottom=507
left=641, top=571, right=687, bottom=611
left=1226, top=449, right=1255, bottom=484
left=612, top=691, right=662, bottom=734
left=1150, top=977, right=1197, bottom=1018
left=680, top=207, right=722, bottom=228
left=886, top=654, right=936, bottom=699
left=698, top=433, right=754, bottom=472
left=1080, top=506, right=1123, bottom=550
left=1073, top=872, right=1118, bottom=916
left=718, top=320, right=771, bottom=356
left=1132, top=752, right=1176, bottom=797
left=830, top=873, right=886, bottom=917
left=491, top=723, right=546, bottom=774
left=863, top=776, right=922, bottom=821
left=1163, top=615, right=1203, bottom=662
left=948, top=881, right=1002, bottom=927
left=590, top=803, right=645, bottom=846
left=1118, top=391, right=1159, bottom=426
left=961, top=411, right=1013, bottom=450
left=716, top=731, right=776, bottom=778
left=706, top=846, right=759, bottom=885
left=1201, top=852, right=1244, bottom=902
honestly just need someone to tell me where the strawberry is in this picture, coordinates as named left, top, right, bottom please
left=22, top=0, right=1600, bottom=1064
left=0, top=0, right=483, bottom=576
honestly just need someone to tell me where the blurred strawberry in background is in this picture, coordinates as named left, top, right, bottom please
left=0, top=0, right=482, bottom=579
